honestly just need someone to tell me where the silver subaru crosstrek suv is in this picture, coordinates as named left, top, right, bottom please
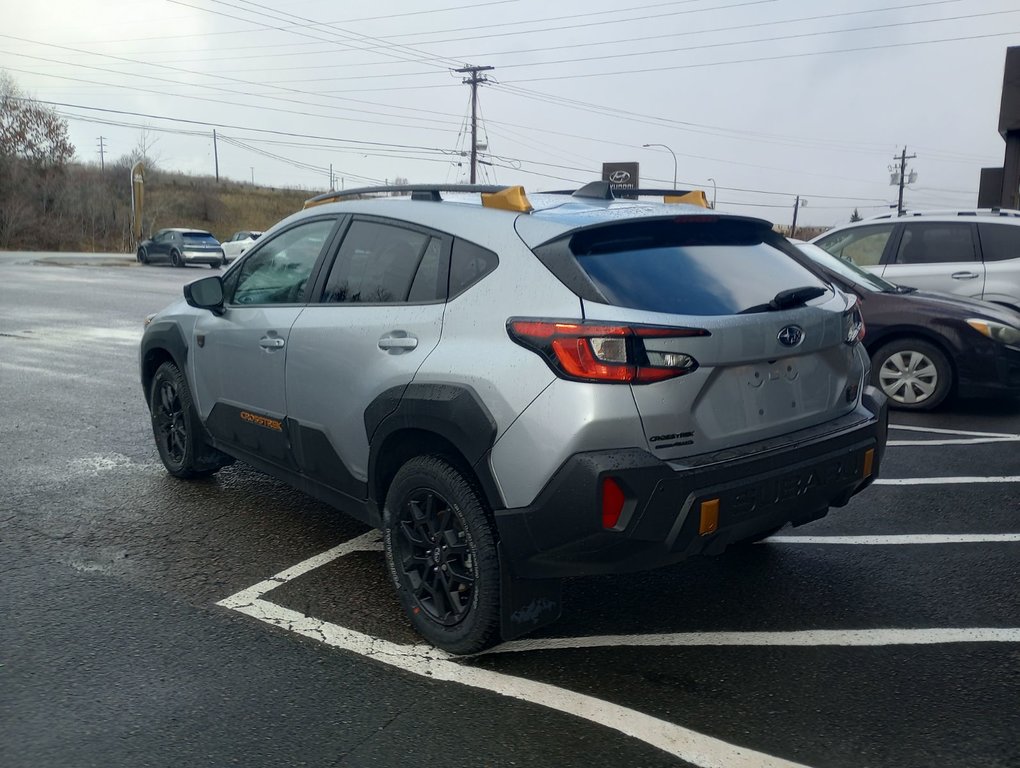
left=140, top=183, right=888, bottom=654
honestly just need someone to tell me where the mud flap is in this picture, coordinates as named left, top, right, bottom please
left=498, top=543, right=562, bottom=641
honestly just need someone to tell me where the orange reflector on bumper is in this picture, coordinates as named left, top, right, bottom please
left=863, top=448, right=875, bottom=479
left=699, top=498, right=719, bottom=536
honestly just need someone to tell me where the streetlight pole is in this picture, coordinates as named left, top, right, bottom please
left=642, top=143, right=677, bottom=189
left=707, top=178, right=717, bottom=209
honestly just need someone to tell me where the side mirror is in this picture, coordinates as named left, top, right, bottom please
left=184, top=275, right=225, bottom=314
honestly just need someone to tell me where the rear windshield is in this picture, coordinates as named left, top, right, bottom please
left=568, top=219, right=830, bottom=315
left=183, top=232, right=219, bottom=246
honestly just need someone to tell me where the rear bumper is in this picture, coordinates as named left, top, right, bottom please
left=182, top=250, right=223, bottom=265
left=495, top=386, right=888, bottom=579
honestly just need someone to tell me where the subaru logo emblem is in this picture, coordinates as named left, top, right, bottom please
left=609, top=170, right=631, bottom=184
left=777, top=325, right=804, bottom=347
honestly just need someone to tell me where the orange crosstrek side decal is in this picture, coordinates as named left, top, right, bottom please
left=240, top=410, right=283, bottom=432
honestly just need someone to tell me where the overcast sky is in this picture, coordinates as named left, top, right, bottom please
left=2, top=0, right=1019, bottom=226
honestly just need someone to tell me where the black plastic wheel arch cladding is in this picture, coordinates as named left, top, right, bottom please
left=140, top=322, right=189, bottom=405
left=365, top=383, right=502, bottom=508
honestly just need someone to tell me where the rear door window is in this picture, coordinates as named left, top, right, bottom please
left=893, top=223, right=977, bottom=264
left=977, top=223, right=1020, bottom=262
left=321, top=219, right=447, bottom=304
left=568, top=219, right=830, bottom=316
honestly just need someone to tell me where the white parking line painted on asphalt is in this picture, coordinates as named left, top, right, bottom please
left=766, top=534, right=1020, bottom=545
left=888, top=423, right=1020, bottom=446
left=889, top=437, right=1020, bottom=446
left=875, top=476, right=1020, bottom=485
left=218, top=534, right=814, bottom=768
left=488, top=628, right=1020, bottom=655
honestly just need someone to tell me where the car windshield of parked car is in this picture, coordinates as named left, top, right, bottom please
left=569, top=219, right=830, bottom=315
left=183, top=232, right=219, bottom=246
left=796, top=242, right=896, bottom=293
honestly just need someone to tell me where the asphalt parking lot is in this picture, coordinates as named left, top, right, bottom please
left=2, top=255, right=1019, bottom=768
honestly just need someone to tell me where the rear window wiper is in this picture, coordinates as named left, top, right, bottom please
left=740, top=285, right=827, bottom=314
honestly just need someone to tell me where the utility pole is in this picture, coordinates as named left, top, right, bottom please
left=454, top=65, right=493, bottom=184
left=893, top=146, right=917, bottom=216
left=212, top=129, right=219, bottom=182
left=791, top=195, right=807, bottom=239
left=97, top=136, right=107, bottom=171
left=329, top=163, right=334, bottom=191
left=250, top=167, right=255, bottom=186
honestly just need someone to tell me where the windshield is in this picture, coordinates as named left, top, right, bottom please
left=796, top=241, right=896, bottom=293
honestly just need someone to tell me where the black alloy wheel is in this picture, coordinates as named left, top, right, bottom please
left=149, top=362, right=230, bottom=478
left=170, top=249, right=184, bottom=268
left=384, top=456, right=500, bottom=654
left=136, top=247, right=148, bottom=264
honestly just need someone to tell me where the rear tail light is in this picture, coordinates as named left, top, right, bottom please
left=843, top=299, right=865, bottom=345
left=507, top=319, right=707, bottom=384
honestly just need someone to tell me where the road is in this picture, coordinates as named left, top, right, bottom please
left=2, top=253, right=1019, bottom=768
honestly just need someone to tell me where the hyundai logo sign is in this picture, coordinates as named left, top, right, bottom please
left=602, top=162, right=639, bottom=191
left=608, top=170, right=631, bottom=184
left=777, top=325, right=804, bottom=347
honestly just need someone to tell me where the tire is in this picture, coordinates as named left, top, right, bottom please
left=136, top=247, right=148, bottom=264
left=383, top=456, right=501, bottom=655
left=872, top=338, right=952, bottom=411
left=170, top=250, right=184, bottom=268
left=149, top=362, right=232, bottom=478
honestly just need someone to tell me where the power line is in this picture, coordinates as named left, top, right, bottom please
left=473, top=8, right=1020, bottom=75
left=501, top=29, right=1020, bottom=83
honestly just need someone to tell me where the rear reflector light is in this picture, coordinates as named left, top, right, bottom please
left=507, top=318, right=707, bottom=384
left=601, top=477, right=626, bottom=529
left=699, top=499, right=720, bottom=536
left=863, top=448, right=875, bottom=479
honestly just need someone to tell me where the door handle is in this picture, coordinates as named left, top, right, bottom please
left=259, top=336, right=285, bottom=350
left=378, top=333, right=418, bottom=352
left=951, top=271, right=979, bottom=280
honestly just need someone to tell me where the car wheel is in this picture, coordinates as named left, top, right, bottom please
left=383, top=456, right=501, bottom=655
left=150, top=362, right=232, bottom=478
left=136, top=247, right=148, bottom=264
left=170, top=250, right=184, bottom=268
left=872, top=338, right=952, bottom=411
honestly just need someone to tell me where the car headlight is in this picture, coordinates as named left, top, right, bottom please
left=967, top=319, right=1020, bottom=346
left=144, top=313, right=157, bottom=328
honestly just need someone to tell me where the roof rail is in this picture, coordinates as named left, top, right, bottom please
left=865, top=208, right=1020, bottom=221
left=303, top=184, right=510, bottom=209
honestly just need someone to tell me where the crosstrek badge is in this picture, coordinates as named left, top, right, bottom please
left=240, top=411, right=283, bottom=431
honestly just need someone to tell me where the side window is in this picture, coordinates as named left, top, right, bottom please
left=815, top=225, right=894, bottom=267
left=229, top=218, right=335, bottom=306
left=321, top=220, right=436, bottom=304
left=449, top=238, right=498, bottom=297
left=978, top=223, right=1020, bottom=262
left=894, top=223, right=976, bottom=265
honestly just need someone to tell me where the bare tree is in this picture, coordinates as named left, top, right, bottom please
left=0, top=71, right=74, bottom=164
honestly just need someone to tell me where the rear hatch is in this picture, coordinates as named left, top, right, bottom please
left=533, top=216, right=864, bottom=460
left=182, top=231, right=222, bottom=253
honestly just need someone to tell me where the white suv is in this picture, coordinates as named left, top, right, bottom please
left=812, top=210, right=1020, bottom=312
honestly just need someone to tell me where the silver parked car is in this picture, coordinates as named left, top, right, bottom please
left=136, top=228, right=225, bottom=268
left=140, top=183, right=888, bottom=654
left=812, top=209, right=1020, bottom=312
